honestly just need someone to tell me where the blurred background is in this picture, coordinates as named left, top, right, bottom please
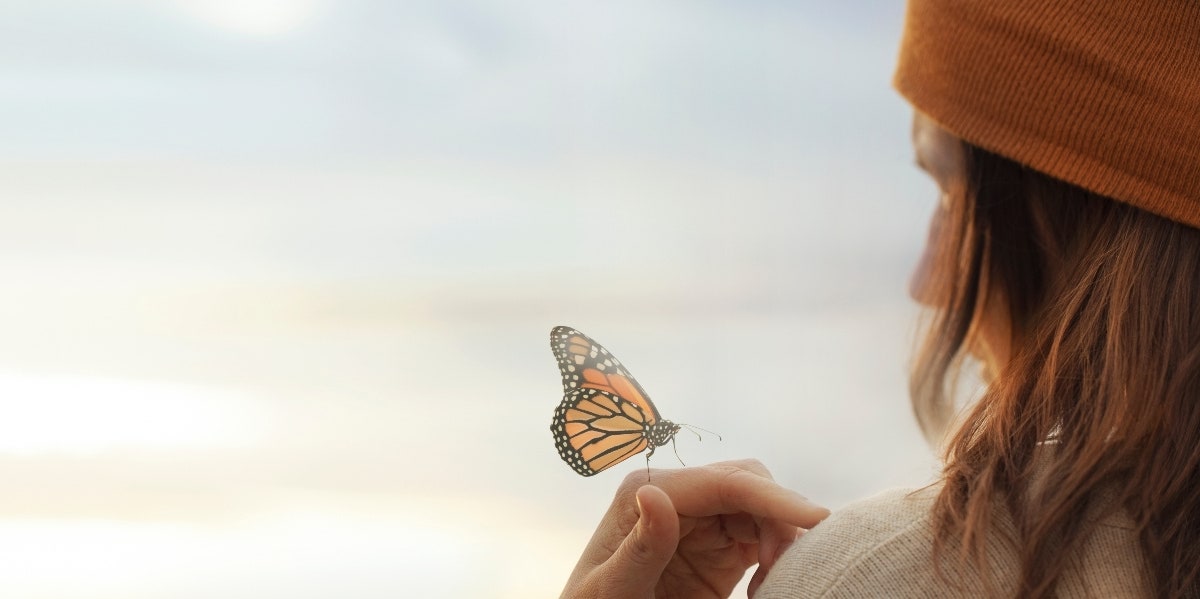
left=0, top=0, right=942, bottom=597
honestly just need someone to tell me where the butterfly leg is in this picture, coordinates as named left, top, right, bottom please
left=644, top=444, right=656, bottom=481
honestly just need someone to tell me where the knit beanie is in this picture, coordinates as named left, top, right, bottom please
left=894, top=0, right=1200, bottom=228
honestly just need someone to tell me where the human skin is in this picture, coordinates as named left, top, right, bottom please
left=558, top=460, right=830, bottom=599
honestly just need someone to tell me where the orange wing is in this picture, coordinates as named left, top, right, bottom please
left=551, top=387, right=651, bottom=476
left=550, top=325, right=660, bottom=425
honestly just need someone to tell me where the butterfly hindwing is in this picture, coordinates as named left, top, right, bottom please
left=551, top=387, right=652, bottom=476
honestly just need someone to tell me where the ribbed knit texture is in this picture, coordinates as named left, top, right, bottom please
left=895, top=0, right=1200, bottom=228
left=754, top=486, right=1150, bottom=597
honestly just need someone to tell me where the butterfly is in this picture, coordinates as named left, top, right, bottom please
left=550, top=325, right=708, bottom=477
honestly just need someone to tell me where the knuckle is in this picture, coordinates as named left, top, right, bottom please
left=718, top=467, right=750, bottom=506
left=619, top=470, right=643, bottom=491
left=616, top=469, right=661, bottom=502
left=617, top=469, right=650, bottom=493
left=707, top=458, right=770, bottom=476
left=735, top=458, right=769, bottom=475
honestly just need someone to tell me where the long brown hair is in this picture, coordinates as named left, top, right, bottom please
left=913, top=141, right=1200, bottom=598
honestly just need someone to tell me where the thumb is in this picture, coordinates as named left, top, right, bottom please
left=600, top=485, right=680, bottom=596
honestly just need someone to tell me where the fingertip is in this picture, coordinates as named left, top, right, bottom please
left=786, top=488, right=829, bottom=514
left=635, top=484, right=671, bottom=510
left=789, top=493, right=831, bottom=527
left=634, top=485, right=676, bottom=534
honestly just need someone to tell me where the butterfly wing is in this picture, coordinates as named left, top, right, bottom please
left=551, top=387, right=653, bottom=476
left=549, top=325, right=661, bottom=425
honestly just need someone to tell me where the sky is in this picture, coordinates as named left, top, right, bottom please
left=0, top=1, right=945, bottom=597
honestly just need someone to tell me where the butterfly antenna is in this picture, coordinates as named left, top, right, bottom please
left=679, top=423, right=722, bottom=442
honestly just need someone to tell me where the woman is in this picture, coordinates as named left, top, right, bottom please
left=560, top=0, right=1200, bottom=597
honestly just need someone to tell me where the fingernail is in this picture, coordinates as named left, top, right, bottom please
left=634, top=490, right=652, bottom=534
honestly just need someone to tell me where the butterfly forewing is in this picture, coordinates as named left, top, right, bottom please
left=549, top=326, right=661, bottom=425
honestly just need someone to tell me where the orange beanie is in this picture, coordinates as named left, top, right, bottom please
left=894, top=0, right=1200, bottom=228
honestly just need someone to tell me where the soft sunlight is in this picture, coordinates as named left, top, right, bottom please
left=0, top=373, right=265, bottom=455
left=0, top=497, right=585, bottom=599
left=171, top=0, right=322, bottom=36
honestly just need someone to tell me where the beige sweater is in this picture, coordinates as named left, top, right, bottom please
left=755, top=486, right=1150, bottom=597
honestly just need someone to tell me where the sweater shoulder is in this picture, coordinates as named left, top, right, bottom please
left=755, top=486, right=955, bottom=598
left=755, top=485, right=1149, bottom=598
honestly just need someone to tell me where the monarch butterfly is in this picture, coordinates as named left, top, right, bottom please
left=550, top=326, right=705, bottom=477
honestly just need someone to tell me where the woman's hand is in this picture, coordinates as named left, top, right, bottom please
left=560, top=459, right=830, bottom=599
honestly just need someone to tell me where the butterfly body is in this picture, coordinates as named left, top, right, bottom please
left=549, top=326, right=682, bottom=476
